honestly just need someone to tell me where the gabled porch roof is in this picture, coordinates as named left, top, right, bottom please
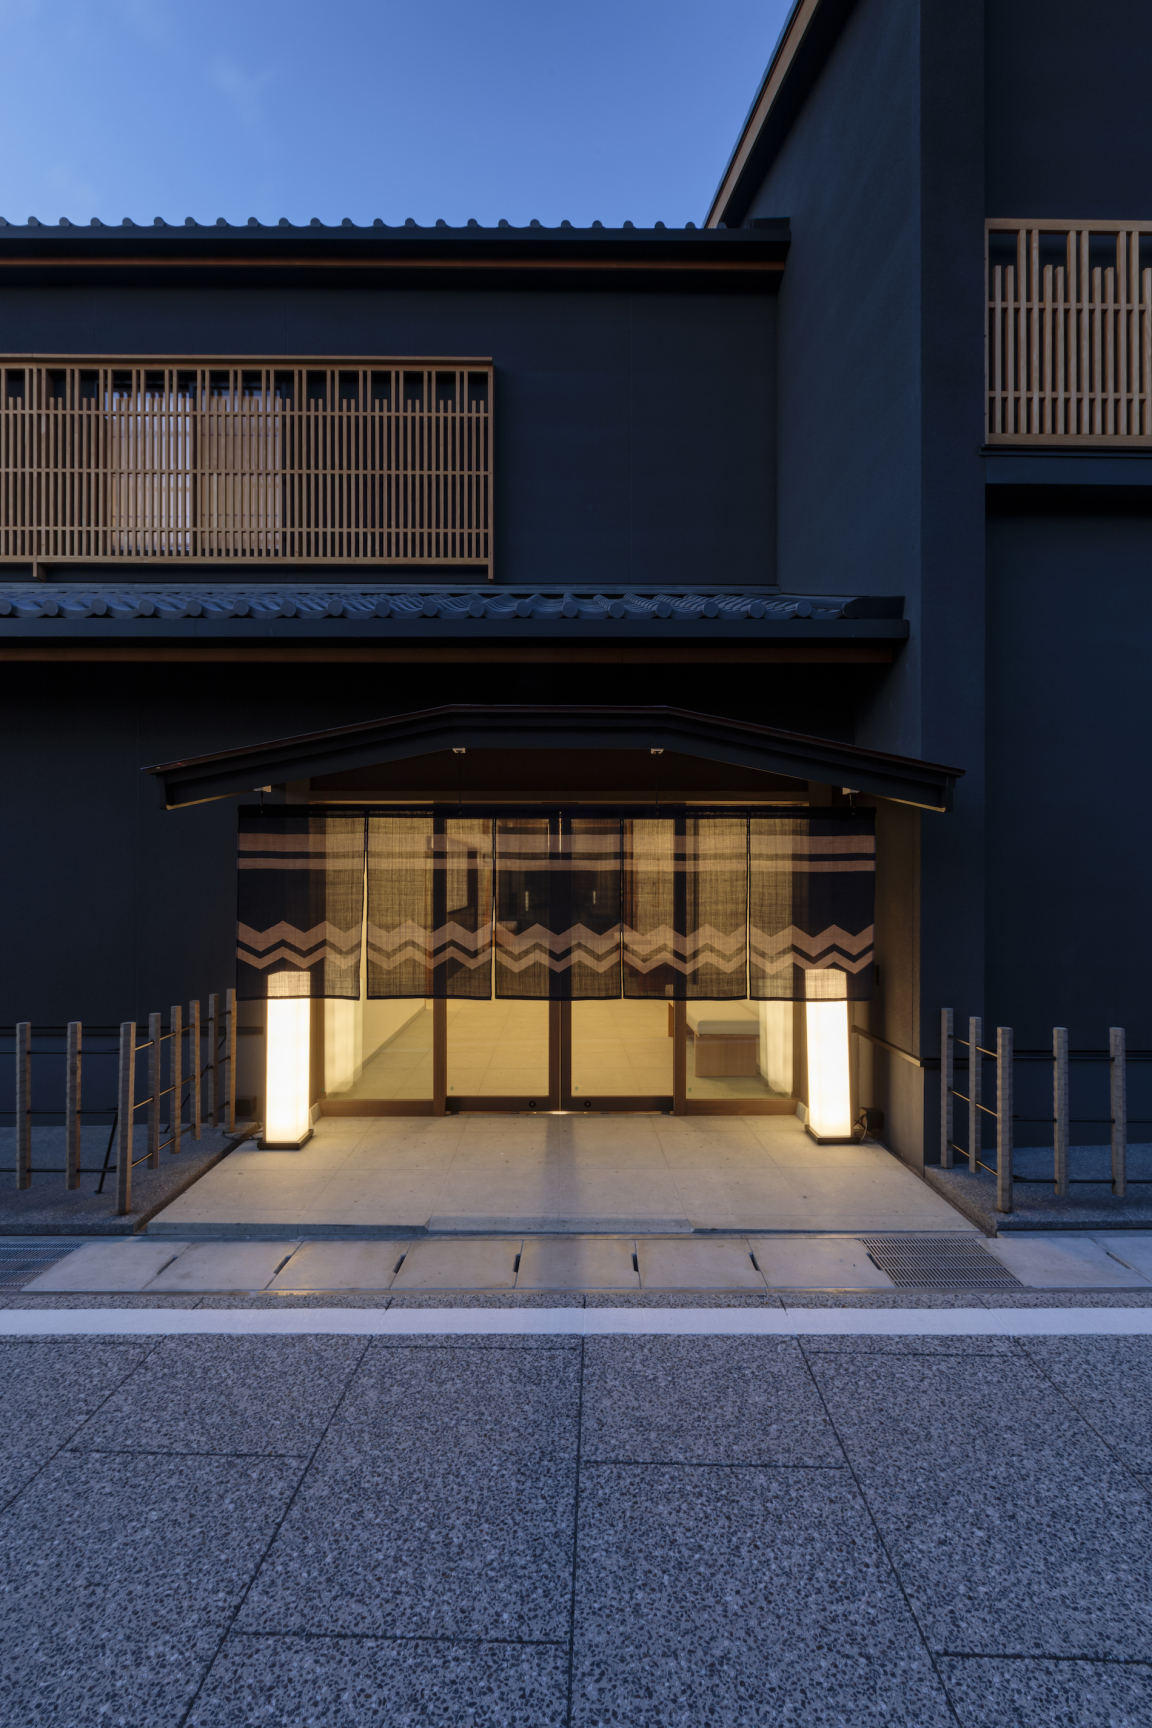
left=144, top=703, right=963, bottom=813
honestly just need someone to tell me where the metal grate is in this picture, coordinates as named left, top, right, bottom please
left=860, top=1235, right=1023, bottom=1290
left=0, top=1243, right=80, bottom=1289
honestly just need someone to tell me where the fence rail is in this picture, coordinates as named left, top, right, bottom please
left=940, top=1008, right=1145, bottom=1213
left=11, top=989, right=236, bottom=1215
left=986, top=220, right=1152, bottom=445
left=0, top=358, right=493, bottom=572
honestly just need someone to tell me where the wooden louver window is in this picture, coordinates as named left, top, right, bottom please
left=986, top=222, right=1152, bottom=444
left=0, top=358, right=493, bottom=571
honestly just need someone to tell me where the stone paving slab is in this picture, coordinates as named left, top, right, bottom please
left=516, top=1234, right=638, bottom=1290
left=72, top=1335, right=367, bottom=1457
left=572, top=1463, right=955, bottom=1728
left=810, top=1352, right=1152, bottom=1660
left=936, top=1655, right=1152, bottom=1727
left=24, top=1239, right=188, bottom=1291
left=755, top=1234, right=895, bottom=1289
left=391, top=1238, right=522, bottom=1290
left=189, top=1633, right=569, bottom=1728
left=636, top=1235, right=765, bottom=1288
left=147, top=1241, right=299, bottom=1291
left=1015, top=1335, right=1152, bottom=1469
left=269, top=1239, right=411, bottom=1290
left=581, top=1335, right=844, bottom=1464
left=0, top=1450, right=301, bottom=1727
left=987, top=1233, right=1152, bottom=1287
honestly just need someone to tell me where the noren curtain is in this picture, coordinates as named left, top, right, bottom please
left=237, top=809, right=875, bottom=1003
left=748, top=815, right=875, bottom=1001
left=620, top=817, right=747, bottom=999
left=493, top=818, right=623, bottom=999
left=236, top=812, right=365, bottom=999
left=366, top=814, right=492, bottom=998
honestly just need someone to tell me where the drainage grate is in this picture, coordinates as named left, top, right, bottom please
left=860, top=1235, right=1023, bottom=1290
left=0, top=1243, right=80, bottom=1289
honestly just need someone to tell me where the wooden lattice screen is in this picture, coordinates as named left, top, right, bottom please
left=986, top=222, right=1152, bottom=444
left=0, top=358, right=493, bottom=571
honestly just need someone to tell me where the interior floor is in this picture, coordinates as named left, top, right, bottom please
left=326, top=997, right=791, bottom=1103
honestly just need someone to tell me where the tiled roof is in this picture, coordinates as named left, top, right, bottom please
left=0, top=586, right=905, bottom=633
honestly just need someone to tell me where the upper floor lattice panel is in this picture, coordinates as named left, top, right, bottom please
left=0, top=358, right=493, bottom=571
left=987, top=223, right=1152, bottom=446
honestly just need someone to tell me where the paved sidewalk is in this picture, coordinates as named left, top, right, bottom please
left=0, top=1304, right=1150, bottom=1725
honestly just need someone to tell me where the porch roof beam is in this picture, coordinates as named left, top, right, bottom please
left=144, top=704, right=963, bottom=814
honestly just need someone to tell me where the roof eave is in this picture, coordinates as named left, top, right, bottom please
left=144, top=702, right=960, bottom=813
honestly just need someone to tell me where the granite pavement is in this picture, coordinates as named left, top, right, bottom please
left=0, top=1308, right=1148, bottom=1725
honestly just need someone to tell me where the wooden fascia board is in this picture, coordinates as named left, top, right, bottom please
left=145, top=705, right=961, bottom=813
left=706, top=0, right=822, bottom=228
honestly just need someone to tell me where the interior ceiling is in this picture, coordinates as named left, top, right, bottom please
left=308, top=748, right=809, bottom=798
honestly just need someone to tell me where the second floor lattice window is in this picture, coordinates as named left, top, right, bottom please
left=987, top=223, right=1152, bottom=444
left=0, top=359, right=493, bottom=571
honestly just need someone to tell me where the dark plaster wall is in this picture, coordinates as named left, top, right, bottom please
left=986, top=0, right=1152, bottom=218
left=0, top=284, right=775, bottom=589
left=985, top=512, right=1152, bottom=1043
left=986, top=509, right=1152, bottom=1143
left=740, top=0, right=986, bottom=1156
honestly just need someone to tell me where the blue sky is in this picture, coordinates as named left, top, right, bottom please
left=0, top=0, right=792, bottom=229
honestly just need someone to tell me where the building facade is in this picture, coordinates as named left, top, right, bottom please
left=2, top=0, right=1148, bottom=1173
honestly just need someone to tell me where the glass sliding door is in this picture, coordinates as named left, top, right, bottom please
left=446, top=998, right=553, bottom=1109
left=564, top=999, right=673, bottom=1110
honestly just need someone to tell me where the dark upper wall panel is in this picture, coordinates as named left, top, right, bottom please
left=0, top=283, right=775, bottom=588
left=985, top=513, right=1152, bottom=1046
left=986, top=0, right=1152, bottom=217
left=742, top=0, right=921, bottom=674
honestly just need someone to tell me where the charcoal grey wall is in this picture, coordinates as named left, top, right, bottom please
left=986, top=508, right=1152, bottom=1143
left=0, top=284, right=776, bottom=589
left=985, top=511, right=1152, bottom=1042
left=739, top=0, right=986, bottom=1159
left=986, top=0, right=1152, bottom=217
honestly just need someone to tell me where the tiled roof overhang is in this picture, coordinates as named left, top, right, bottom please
left=146, top=702, right=959, bottom=813
left=0, top=586, right=906, bottom=642
left=0, top=220, right=790, bottom=291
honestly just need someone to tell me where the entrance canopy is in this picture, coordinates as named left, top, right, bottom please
left=145, top=703, right=964, bottom=812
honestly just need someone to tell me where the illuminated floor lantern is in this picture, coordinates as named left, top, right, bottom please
left=805, top=969, right=853, bottom=1143
left=263, top=995, right=313, bottom=1149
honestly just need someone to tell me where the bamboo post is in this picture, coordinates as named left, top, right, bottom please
left=147, top=1011, right=161, bottom=1168
left=65, top=1021, right=81, bottom=1190
left=225, top=987, right=237, bottom=1134
left=940, top=1008, right=953, bottom=1166
left=170, top=1004, right=182, bottom=1154
left=996, top=1026, right=1014, bottom=1214
left=15, top=1021, right=31, bottom=1190
left=968, top=1015, right=982, bottom=1172
left=115, top=1020, right=135, bottom=1216
left=190, top=999, right=201, bottom=1140
left=1053, top=1027, right=1069, bottom=1196
left=1110, top=1027, right=1127, bottom=1198
left=208, top=992, right=219, bottom=1128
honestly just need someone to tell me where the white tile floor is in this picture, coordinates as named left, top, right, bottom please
left=330, top=999, right=788, bottom=1104
left=149, top=1111, right=970, bottom=1236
